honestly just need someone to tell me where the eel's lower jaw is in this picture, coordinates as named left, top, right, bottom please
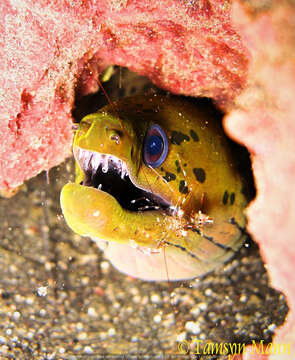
left=73, top=147, right=171, bottom=213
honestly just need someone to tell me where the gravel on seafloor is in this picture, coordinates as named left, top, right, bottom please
left=0, top=159, right=288, bottom=359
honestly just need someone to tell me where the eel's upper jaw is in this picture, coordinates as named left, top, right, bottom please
left=74, top=146, right=128, bottom=182
left=73, top=147, right=171, bottom=213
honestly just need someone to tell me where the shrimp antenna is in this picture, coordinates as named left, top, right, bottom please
left=86, top=63, right=126, bottom=132
left=147, top=165, right=175, bottom=198
left=96, top=76, right=116, bottom=113
left=93, top=66, right=136, bottom=146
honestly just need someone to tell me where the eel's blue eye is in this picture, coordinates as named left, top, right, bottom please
left=143, top=124, right=168, bottom=168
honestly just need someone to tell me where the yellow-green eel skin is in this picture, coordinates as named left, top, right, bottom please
left=61, top=95, right=249, bottom=281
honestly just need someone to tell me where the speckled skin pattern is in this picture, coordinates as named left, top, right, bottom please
left=61, top=95, right=249, bottom=281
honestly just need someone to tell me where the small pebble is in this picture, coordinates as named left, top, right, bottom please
left=81, top=277, right=89, bottom=286
left=45, top=262, right=54, bottom=271
left=9, top=265, right=17, bottom=273
left=190, top=306, right=201, bottom=317
left=150, top=294, right=161, bottom=304
left=25, top=297, right=34, bottom=305
left=199, top=333, right=207, bottom=340
left=129, top=287, right=138, bottom=296
left=46, top=354, right=56, bottom=360
left=153, top=314, right=162, bottom=324
left=99, top=332, right=107, bottom=341
left=185, top=321, right=201, bottom=335
left=113, top=302, right=120, bottom=309
left=102, top=314, right=110, bottom=321
left=240, top=294, right=248, bottom=303
left=39, top=309, right=46, bottom=317
left=14, top=294, right=24, bottom=303
left=27, top=331, right=34, bottom=340
left=108, top=328, right=116, bottom=336
left=77, top=332, right=87, bottom=341
left=84, top=346, right=94, bottom=354
left=0, top=345, right=9, bottom=354
left=73, top=344, right=82, bottom=353
left=37, top=286, right=48, bottom=297
left=235, top=313, right=243, bottom=322
left=100, top=261, right=110, bottom=273
left=56, top=214, right=64, bottom=221
left=12, top=311, right=21, bottom=320
left=204, top=288, right=213, bottom=296
left=197, top=302, right=207, bottom=311
left=133, top=295, right=141, bottom=304
left=176, top=332, right=186, bottom=342
left=268, top=323, right=277, bottom=332
left=59, top=347, right=65, bottom=354
left=87, top=307, right=97, bottom=317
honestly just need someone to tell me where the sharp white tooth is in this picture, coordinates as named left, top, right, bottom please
left=98, top=184, right=102, bottom=190
left=92, top=153, right=101, bottom=170
left=76, top=148, right=81, bottom=161
left=121, top=168, right=125, bottom=179
left=77, top=149, right=83, bottom=163
left=122, top=163, right=128, bottom=178
left=81, top=150, right=89, bottom=169
left=88, top=154, right=94, bottom=169
left=102, top=155, right=109, bottom=173
left=81, top=149, right=87, bottom=161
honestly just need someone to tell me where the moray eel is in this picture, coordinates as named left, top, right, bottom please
left=61, top=95, right=249, bottom=281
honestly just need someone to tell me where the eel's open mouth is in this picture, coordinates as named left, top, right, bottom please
left=74, top=147, right=170, bottom=212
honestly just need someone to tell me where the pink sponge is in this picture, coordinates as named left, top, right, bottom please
left=225, top=3, right=295, bottom=358
left=0, top=0, right=247, bottom=190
